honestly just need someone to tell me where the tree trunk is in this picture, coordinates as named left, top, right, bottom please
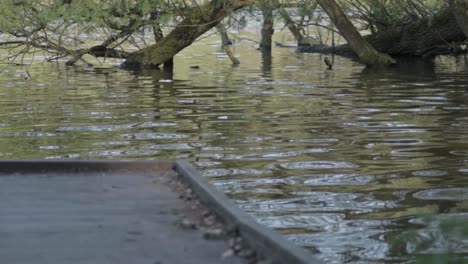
left=367, top=8, right=465, bottom=57
left=316, top=0, right=395, bottom=66
left=216, top=22, right=240, bottom=65
left=150, top=11, right=173, bottom=71
left=302, top=8, right=467, bottom=58
left=259, top=3, right=274, bottom=51
left=216, top=23, right=233, bottom=46
left=448, top=0, right=468, bottom=39
left=123, top=0, right=254, bottom=69
left=273, top=0, right=310, bottom=47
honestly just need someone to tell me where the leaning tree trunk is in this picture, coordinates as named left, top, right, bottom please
left=124, top=0, right=254, bottom=68
left=448, top=0, right=468, bottom=39
left=316, top=0, right=395, bottom=66
left=216, top=23, right=240, bottom=65
left=216, top=23, right=232, bottom=46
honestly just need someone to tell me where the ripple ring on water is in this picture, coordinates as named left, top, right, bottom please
left=413, top=188, right=468, bottom=201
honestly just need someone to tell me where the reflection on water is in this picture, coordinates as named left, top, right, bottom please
left=1, top=41, right=468, bottom=263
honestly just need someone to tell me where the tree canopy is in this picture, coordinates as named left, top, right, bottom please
left=0, top=0, right=466, bottom=69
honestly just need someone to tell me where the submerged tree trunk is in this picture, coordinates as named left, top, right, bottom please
left=124, top=0, right=254, bottom=69
left=216, top=23, right=232, bottom=46
left=317, top=0, right=395, bottom=66
left=259, top=2, right=275, bottom=51
left=449, top=0, right=468, bottom=39
left=216, top=22, right=240, bottom=65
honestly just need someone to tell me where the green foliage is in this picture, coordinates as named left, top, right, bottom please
left=390, top=215, right=468, bottom=264
left=0, top=0, right=184, bottom=65
left=0, top=1, right=27, bottom=33
left=0, top=0, right=179, bottom=34
left=343, top=0, right=446, bottom=33
left=0, top=0, right=460, bottom=66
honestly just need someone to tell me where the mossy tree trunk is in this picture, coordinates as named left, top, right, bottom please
left=150, top=10, right=173, bottom=71
left=124, top=0, right=254, bottom=69
left=316, top=0, right=395, bottom=66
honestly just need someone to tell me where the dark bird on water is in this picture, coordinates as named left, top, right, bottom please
left=324, top=57, right=333, bottom=70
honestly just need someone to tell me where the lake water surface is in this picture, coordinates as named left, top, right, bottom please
left=1, top=40, right=468, bottom=263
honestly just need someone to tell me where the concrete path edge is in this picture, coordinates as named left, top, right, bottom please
left=175, top=160, right=321, bottom=264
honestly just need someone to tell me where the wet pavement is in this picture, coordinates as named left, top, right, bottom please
left=0, top=166, right=245, bottom=264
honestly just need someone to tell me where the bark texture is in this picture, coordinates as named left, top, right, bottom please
left=124, top=0, right=254, bottom=68
left=259, top=3, right=274, bottom=51
left=317, top=0, right=395, bottom=66
left=449, top=0, right=468, bottom=39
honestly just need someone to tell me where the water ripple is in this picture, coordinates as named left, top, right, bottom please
left=413, top=188, right=468, bottom=201
left=238, top=191, right=396, bottom=213
left=57, top=124, right=135, bottom=132
left=0, top=132, right=57, bottom=137
left=411, top=170, right=447, bottom=177
left=299, top=174, right=375, bottom=186
left=2, top=45, right=468, bottom=264
left=276, top=161, right=358, bottom=170
left=121, top=133, right=189, bottom=140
